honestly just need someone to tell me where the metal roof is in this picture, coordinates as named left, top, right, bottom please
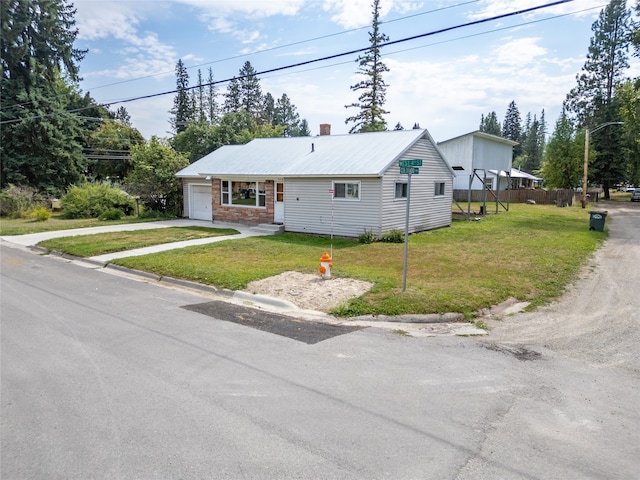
left=438, top=130, right=519, bottom=147
left=176, top=129, right=437, bottom=178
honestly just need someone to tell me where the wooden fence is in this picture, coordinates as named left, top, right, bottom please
left=453, top=188, right=579, bottom=206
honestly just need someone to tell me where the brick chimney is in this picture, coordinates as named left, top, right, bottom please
left=319, top=123, right=331, bottom=136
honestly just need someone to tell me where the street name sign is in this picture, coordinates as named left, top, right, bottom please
left=399, top=159, right=422, bottom=167
left=399, top=167, right=419, bottom=174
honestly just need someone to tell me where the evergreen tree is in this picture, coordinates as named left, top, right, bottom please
left=479, top=111, right=501, bottom=136
left=237, top=61, right=263, bottom=120
left=170, top=59, right=194, bottom=133
left=519, top=112, right=546, bottom=173
left=206, top=67, right=218, bottom=124
left=273, top=94, right=301, bottom=137
left=502, top=101, right=522, bottom=158
left=195, top=69, right=207, bottom=124
left=539, top=110, right=584, bottom=189
left=565, top=0, right=631, bottom=197
left=297, top=119, right=311, bottom=137
left=345, top=0, right=389, bottom=133
left=1, top=0, right=89, bottom=193
left=115, top=106, right=132, bottom=126
left=617, top=79, right=640, bottom=186
left=263, top=92, right=276, bottom=125
left=223, top=76, right=242, bottom=114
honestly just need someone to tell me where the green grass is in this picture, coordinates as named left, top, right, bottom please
left=0, top=213, right=164, bottom=236
left=38, top=227, right=239, bottom=257
left=109, top=203, right=606, bottom=317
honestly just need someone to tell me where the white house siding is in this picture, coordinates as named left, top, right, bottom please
left=182, top=178, right=212, bottom=220
left=438, top=136, right=474, bottom=190
left=381, top=139, right=452, bottom=234
left=284, top=177, right=383, bottom=237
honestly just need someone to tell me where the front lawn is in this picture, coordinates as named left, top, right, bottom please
left=38, top=227, right=239, bottom=257
left=110, top=204, right=605, bottom=317
left=0, top=214, right=164, bottom=236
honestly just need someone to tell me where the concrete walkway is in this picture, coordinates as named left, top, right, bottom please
left=0, top=219, right=274, bottom=263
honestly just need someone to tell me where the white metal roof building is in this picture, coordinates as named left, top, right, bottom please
left=176, top=129, right=455, bottom=237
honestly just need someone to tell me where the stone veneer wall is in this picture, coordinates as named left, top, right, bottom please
left=211, top=179, right=275, bottom=224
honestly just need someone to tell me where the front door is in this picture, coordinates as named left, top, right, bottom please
left=274, top=182, right=284, bottom=223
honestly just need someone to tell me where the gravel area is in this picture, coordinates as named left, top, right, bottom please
left=486, top=202, right=640, bottom=373
left=244, top=271, right=373, bottom=312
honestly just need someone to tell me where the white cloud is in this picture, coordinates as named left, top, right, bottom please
left=75, top=1, right=179, bottom=80
left=323, top=0, right=422, bottom=29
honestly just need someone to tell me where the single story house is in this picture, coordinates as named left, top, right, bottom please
left=176, top=128, right=455, bottom=238
left=437, top=131, right=518, bottom=191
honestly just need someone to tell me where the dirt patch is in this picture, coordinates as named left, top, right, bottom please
left=244, top=271, right=373, bottom=312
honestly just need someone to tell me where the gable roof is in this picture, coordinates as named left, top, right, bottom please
left=438, top=130, right=519, bottom=147
left=176, top=129, right=449, bottom=178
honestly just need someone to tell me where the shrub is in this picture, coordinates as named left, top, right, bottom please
left=29, top=208, right=51, bottom=222
left=99, top=208, right=124, bottom=221
left=379, top=229, right=405, bottom=243
left=61, top=183, right=136, bottom=219
left=0, top=184, right=46, bottom=218
left=358, top=229, right=376, bottom=244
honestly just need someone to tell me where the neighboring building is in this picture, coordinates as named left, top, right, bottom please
left=176, top=128, right=455, bottom=238
left=489, top=168, right=543, bottom=189
left=437, top=131, right=518, bottom=191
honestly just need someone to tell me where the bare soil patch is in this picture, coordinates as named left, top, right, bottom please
left=244, top=271, right=373, bottom=312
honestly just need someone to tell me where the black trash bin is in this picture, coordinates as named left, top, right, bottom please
left=588, top=210, right=608, bottom=231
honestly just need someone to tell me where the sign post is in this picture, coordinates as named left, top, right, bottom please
left=398, top=160, right=422, bottom=292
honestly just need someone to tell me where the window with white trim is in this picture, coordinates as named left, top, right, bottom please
left=434, top=182, right=445, bottom=196
left=221, top=180, right=266, bottom=208
left=395, top=182, right=407, bottom=199
left=333, top=181, right=360, bottom=200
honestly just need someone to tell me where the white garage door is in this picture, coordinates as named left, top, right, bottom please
left=191, top=185, right=212, bottom=221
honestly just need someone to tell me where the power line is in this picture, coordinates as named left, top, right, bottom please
left=83, top=0, right=482, bottom=92
left=0, top=0, right=578, bottom=124
left=108, top=0, right=577, bottom=107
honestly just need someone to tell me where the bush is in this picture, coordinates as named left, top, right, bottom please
left=379, top=229, right=405, bottom=243
left=29, top=208, right=51, bottom=222
left=358, top=229, right=376, bottom=244
left=99, top=208, right=124, bottom=221
left=61, top=183, right=136, bottom=219
left=0, top=184, right=46, bottom=218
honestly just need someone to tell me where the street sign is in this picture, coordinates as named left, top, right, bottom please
left=399, top=167, right=419, bottom=174
left=399, top=159, right=422, bottom=167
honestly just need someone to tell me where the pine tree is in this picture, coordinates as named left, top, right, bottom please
left=115, top=106, right=132, bottom=126
left=263, top=92, right=276, bottom=125
left=274, top=94, right=301, bottom=137
left=539, top=110, right=583, bottom=188
left=519, top=112, right=546, bottom=173
left=479, top=111, right=501, bottom=136
left=297, top=119, right=311, bottom=137
left=206, top=67, right=218, bottom=124
left=223, top=77, right=242, bottom=114
left=238, top=61, right=263, bottom=120
left=565, top=0, right=631, bottom=197
left=502, top=101, right=522, bottom=158
left=1, top=0, right=88, bottom=193
left=170, top=59, right=194, bottom=133
left=195, top=69, right=206, bottom=123
left=345, top=0, right=389, bottom=133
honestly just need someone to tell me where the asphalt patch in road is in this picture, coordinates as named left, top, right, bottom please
left=484, top=342, right=542, bottom=361
left=182, top=300, right=365, bottom=344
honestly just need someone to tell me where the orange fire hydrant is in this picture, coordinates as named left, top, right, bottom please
left=319, top=252, right=333, bottom=279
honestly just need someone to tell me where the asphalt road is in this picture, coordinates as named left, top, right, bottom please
left=1, top=204, right=639, bottom=479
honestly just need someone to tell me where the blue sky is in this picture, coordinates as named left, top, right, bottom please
left=73, top=0, right=640, bottom=142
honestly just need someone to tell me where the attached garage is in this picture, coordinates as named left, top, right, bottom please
left=189, top=184, right=212, bottom=221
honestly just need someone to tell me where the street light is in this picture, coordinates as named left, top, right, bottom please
left=581, top=121, right=624, bottom=208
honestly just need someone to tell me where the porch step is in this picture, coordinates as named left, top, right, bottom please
left=251, top=223, right=285, bottom=234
